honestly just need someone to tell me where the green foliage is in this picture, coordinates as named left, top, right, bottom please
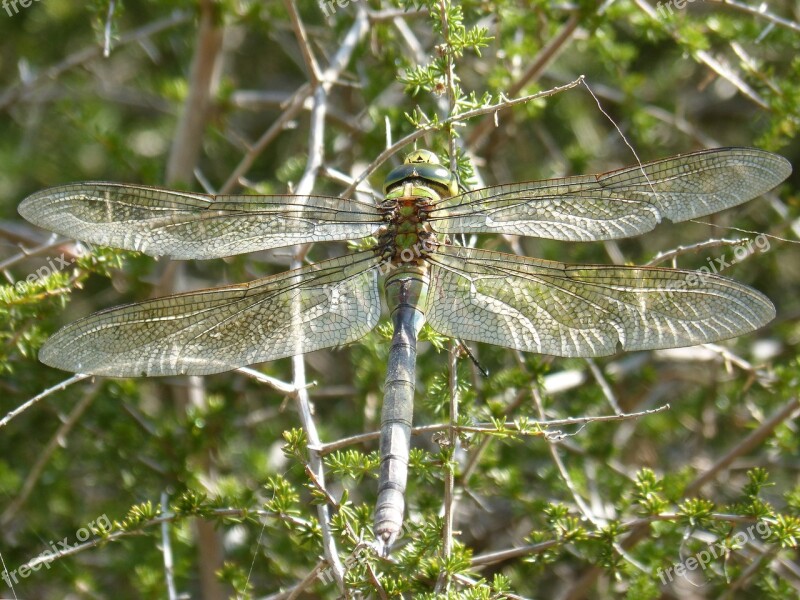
left=118, top=499, right=161, bottom=531
left=325, top=449, right=379, bottom=482
left=633, top=468, right=668, bottom=515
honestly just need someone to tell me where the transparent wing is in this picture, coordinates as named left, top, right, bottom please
left=429, top=148, right=791, bottom=241
left=40, top=251, right=384, bottom=377
left=425, top=246, right=774, bottom=358
left=19, top=182, right=383, bottom=259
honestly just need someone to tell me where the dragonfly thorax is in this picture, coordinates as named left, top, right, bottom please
left=379, top=181, right=440, bottom=266
left=378, top=150, right=456, bottom=266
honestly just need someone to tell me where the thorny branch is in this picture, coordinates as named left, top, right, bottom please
left=281, top=1, right=369, bottom=593
left=341, top=77, right=585, bottom=198
left=466, top=12, right=581, bottom=151
left=711, top=0, right=800, bottom=33
left=634, top=0, right=771, bottom=109
left=471, top=510, right=781, bottom=569
left=0, top=373, right=92, bottom=430
left=0, top=384, right=98, bottom=527
left=313, top=404, right=672, bottom=455
left=562, top=396, right=800, bottom=599
left=0, top=9, right=192, bottom=110
left=434, top=3, right=459, bottom=591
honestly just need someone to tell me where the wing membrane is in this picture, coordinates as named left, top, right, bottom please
left=40, top=251, right=384, bottom=376
left=19, top=182, right=383, bottom=259
left=430, top=148, right=791, bottom=241
left=425, top=246, right=774, bottom=358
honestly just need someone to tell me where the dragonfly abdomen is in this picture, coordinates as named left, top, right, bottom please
left=375, top=267, right=429, bottom=554
left=373, top=159, right=450, bottom=553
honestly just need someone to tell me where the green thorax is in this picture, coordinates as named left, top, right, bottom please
left=379, top=149, right=457, bottom=264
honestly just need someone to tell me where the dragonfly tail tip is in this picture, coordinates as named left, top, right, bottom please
left=374, top=530, right=398, bottom=558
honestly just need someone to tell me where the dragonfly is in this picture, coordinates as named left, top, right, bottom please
left=19, top=146, right=790, bottom=554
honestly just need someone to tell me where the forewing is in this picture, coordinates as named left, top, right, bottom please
left=425, top=246, right=774, bottom=358
left=40, top=251, right=384, bottom=376
left=430, top=148, right=791, bottom=241
left=19, top=182, right=383, bottom=259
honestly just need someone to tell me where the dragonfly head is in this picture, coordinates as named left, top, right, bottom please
left=383, top=149, right=458, bottom=198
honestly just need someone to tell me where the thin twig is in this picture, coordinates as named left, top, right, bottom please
left=0, top=9, right=192, bottom=110
left=235, top=367, right=304, bottom=395
left=685, top=396, right=800, bottom=495
left=712, top=0, right=800, bottom=33
left=281, top=4, right=369, bottom=592
left=689, top=222, right=799, bottom=245
left=467, top=13, right=581, bottom=151
left=561, top=396, right=800, bottom=600
left=440, top=0, right=458, bottom=175
left=472, top=539, right=562, bottom=567
left=0, top=383, right=98, bottom=526
left=433, top=2, right=459, bottom=591
left=0, top=373, right=92, bottom=430
left=634, top=0, right=767, bottom=108
left=160, top=491, right=179, bottom=600
left=285, top=1, right=321, bottom=83
left=531, top=386, right=598, bottom=524
left=0, top=235, right=77, bottom=273
left=283, top=561, right=328, bottom=600
left=700, top=343, right=759, bottom=376
left=314, top=404, right=671, bottom=455
left=645, top=238, right=753, bottom=266
left=14, top=507, right=309, bottom=573
left=720, top=545, right=782, bottom=598
left=341, top=77, right=585, bottom=198
left=585, top=358, right=622, bottom=415
left=435, top=344, right=460, bottom=592
left=471, top=511, right=772, bottom=569
left=220, top=82, right=312, bottom=194
left=103, top=0, right=117, bottom=57
left=367, top=7, right=428, bottom=22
